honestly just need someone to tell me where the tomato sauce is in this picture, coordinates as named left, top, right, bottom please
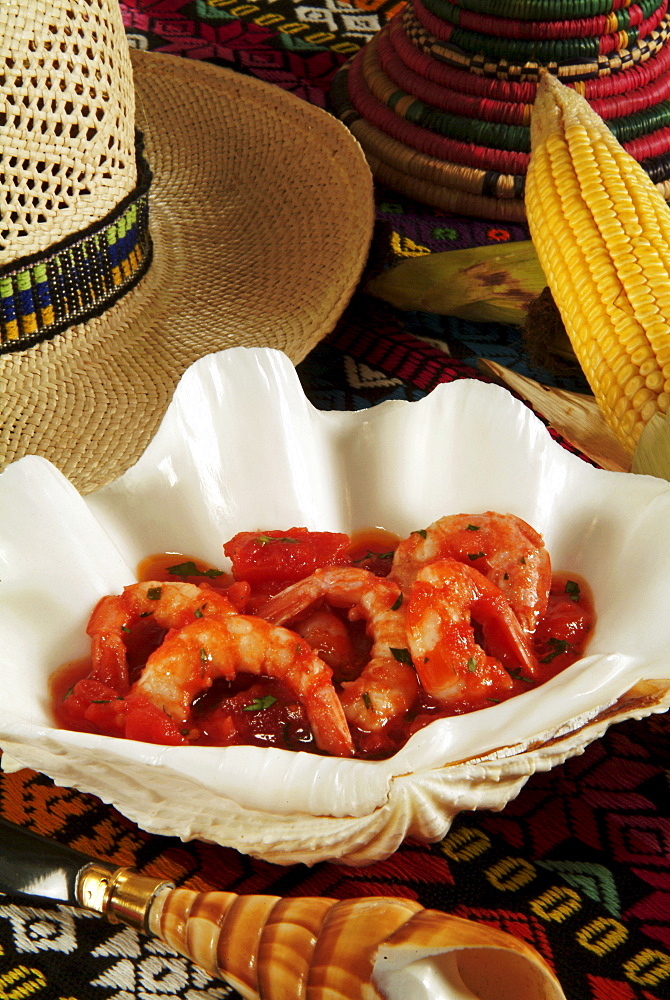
left=51, top=526, right=595, bottom=760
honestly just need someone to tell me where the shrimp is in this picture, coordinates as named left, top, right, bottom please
left=406, top=558, right=537, bottom=704
left=87, top=581, right=236, bottom=693
left=292, top=610, right=355, bottom=674
left=259, top=566, right=420, bottom=732
left=127, top=615, right=355, bottom=757
left=390, top=512, right=551, bottom=634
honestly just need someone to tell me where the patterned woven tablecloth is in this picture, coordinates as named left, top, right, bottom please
left=0, top=3, right=668, bottom=1000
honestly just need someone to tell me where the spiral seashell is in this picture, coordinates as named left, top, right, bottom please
left=148, top=887, right=566, bottom=1000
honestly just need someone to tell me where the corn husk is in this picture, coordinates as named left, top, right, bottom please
left=632, top=410, right=670, bottom=479
left=365, top=241, right=547, bottom=325
left=479, top=360, right=632, bottom=473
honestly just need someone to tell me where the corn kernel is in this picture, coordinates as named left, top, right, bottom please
left=527, top=70, right=670, bottom=452
left=658, top=392, right=670, bottom=413
left=644, top=370, right=665, bottom=391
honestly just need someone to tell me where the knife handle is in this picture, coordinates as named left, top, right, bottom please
left=0, top=818, right=173, bottom=932
left=78, top=862, right=174, bottom=931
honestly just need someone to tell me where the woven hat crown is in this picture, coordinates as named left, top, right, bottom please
left=1, top=0, right=137, bottom=267
left=0, top=0, right=374, bottom=494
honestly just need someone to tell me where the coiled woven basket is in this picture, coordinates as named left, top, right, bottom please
left=330, top=0, right=670, bottom=219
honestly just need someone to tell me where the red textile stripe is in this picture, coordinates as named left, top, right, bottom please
left=386, top=14, right=670, bottom=125
left=624, top=120, right=670, bottom=157
left=411, top=0, right=667, bottom=58
left=377, top=25, right=531, bottom=124
left=589, top=67, right=670, bottom=116
left=389, top=10, right=670, bottom=102
left=413, top=0, right=456, bottom=42
left=346, top=45, right=530, bottom=173
left=442, top=0, right=660, bottom=38
left=388, top=14, right=538, bottom=103
left=447, top=0, right=636, bottom=16
left=401, top=4, right=670, bottom=85
left=599, top=0, right=667, bottom=50
left=584, top=34, right=670, bottom=94
left=347, top=42, right=670, bottom=174
left=379, top=19, right=670, bottom=122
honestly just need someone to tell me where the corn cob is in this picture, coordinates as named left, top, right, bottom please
left=526, top=71, right=670, bottom=454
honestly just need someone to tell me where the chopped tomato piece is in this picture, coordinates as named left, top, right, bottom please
left=56, top=678, right=125, bottom=735
left=124, top=693, right=189, bottom=746
left=223, top=528, right=351, bottom=590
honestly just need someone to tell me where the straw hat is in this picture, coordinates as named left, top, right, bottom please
left=330, top=0, right=670, bottom=221
left=0, top=0, right=374, bottom=494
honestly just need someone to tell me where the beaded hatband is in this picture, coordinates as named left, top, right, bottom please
left=0, top=135, right=153, bottom=354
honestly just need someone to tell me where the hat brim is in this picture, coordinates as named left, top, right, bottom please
left=0, top=50, right=374, bottom=494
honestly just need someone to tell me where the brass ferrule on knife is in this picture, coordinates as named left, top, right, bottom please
left=76, top=862, right=174, bottom=932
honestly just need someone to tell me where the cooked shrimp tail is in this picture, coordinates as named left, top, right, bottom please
left=293, top=610, right=356, bottom=675
left=406, top=559, right=537, bottom=704
left=87, top=581, right=236, bottom=694
left=338, top=657, right=419, bottom=733
left=129, top=615, right=355, bottom=757
left=86, top=594, right=131, bottom=692
left=391, top=511, right=551, bottom=634
left=260, top=566, right=420, bottom=732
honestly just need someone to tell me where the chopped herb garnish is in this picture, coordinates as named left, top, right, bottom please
left=353, top=549, right=394, bottom=564
left=180, top=728, right=191, bottom=736
left=146, top=586, right=162, bottom=600
left=564, top=580, right=581, bottom=602
left=243, top=695, right=278, bottom=712
left=467, top=551, right=485, bottom=561
left=64, top=686, right=74, bottom=700
left=256, top=534, right=299, bottom=545
left=519, top=555, right=526, bottom=564
left=91, top=699, right=112, bottom=704
left=540, top=637, right=573, bottom=663
left=362, top=692, right=373, bottom=711
left=194, top=604, right=207, bottom=619
left=139, top=611, right=152, bottom=618
left=466, top=657, right=477, bottom=672
left=199, top=647, right=210, bottom=663
left=503, top=572, right=509, bottom=581
left=412, top=529, right=427, bottom=539
left=390, top=647, right=413, bottom=665
left=466, top=524, right=480, bottom=531
left=121, top=625, right=131, bottom=633
left=507, top=667, right=535, bottom=684
left=391, top=593, right=403, bottom=611
left=486, top=698, right=500, bottom=704
left=167, top=560, right=223, bottom=579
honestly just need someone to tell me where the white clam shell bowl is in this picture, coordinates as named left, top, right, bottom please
left=1, top=347, right=669, bottom=867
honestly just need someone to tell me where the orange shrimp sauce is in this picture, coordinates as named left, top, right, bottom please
left=50, top=528, right=594, bottom=761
